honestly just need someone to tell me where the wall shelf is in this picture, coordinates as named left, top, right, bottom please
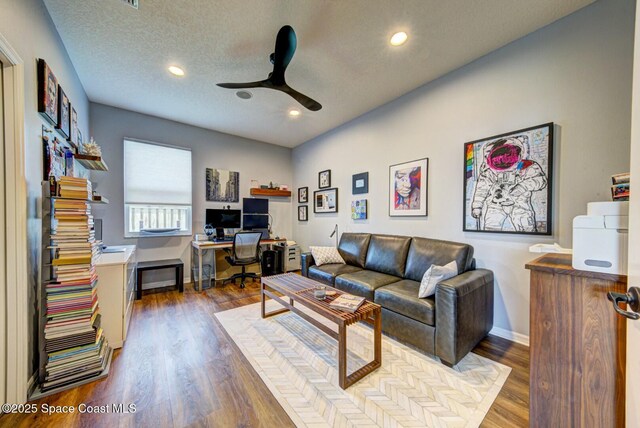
left=250, top=188, right=291, bottom=197
left=75, top=154, right=109, bottom=171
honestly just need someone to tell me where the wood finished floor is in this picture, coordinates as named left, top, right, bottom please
left=1, top=280, right=529, bottom=428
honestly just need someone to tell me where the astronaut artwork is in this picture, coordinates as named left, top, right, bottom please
left=463, top=123, right=553, bottom=235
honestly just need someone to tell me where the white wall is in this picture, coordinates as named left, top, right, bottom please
left=292, top=0, right=634, bottom=340
left=89, top=103, right=293, bottom=286
left=0, top=0, right=91, bottom=377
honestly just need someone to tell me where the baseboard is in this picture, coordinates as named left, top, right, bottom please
left=141, top=277, right=190, bottom=290
left=489, top=326, right=530, bottom=347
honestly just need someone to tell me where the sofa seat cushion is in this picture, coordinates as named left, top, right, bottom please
left=308, top=264, right=362, bottom=285
left=334, top=270, right=400, bottom=301
left=375, top=280, right=436, bottom=326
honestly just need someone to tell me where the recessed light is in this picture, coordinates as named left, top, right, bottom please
left=168, top=65, right=185, bottom=77
left=390, top=31, right=408, bottom=46
left=236, top=90, right=253, bottom=100
left=288, top=109, right=301, bottom=117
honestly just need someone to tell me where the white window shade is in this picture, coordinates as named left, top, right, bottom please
left=124, top=139, right=192, bottom=205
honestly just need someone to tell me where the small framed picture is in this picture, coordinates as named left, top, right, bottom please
left=318, top=169, right=331, bottom=189
left=298, top=186, right=308, bottom=203
left=77, top=129, right=83, bottom=152
left=314, top=188, right=338, bottom=213
left=68, top=106, right=78, bottom=147
left=56, top=86, right=70, bottom=138
left=298, top=205, right=308, bottom=221
left=389, top=158, right=428, bottom=217
left=351, top=199, right=367, bottom=220
left=352, top=172, right=368, bottom=194
left=37, top=59, right=58, bottom=126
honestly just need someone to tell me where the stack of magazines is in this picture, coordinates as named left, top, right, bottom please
left=329, top=293, right=366, bottom=313
left=611, top=173, right=630, bottom=201
left=43, top=177, right=110, bottom=391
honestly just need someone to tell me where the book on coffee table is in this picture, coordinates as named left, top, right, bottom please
left=329, top=294, right=366, bottom=313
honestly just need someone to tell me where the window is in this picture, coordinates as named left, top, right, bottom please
left=124, top=139, right=192, bottom=237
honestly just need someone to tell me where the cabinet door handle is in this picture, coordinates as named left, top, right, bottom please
left=607, top=287, right=640, bottom=320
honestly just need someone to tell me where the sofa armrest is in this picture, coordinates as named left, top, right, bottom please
left=435, top=269, right=494, bottom=366
left=301, top=252, right=315, bottom=277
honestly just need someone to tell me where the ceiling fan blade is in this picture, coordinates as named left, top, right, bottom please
left=216, top=80, right=268, bottom=89
left=278, top=84, right=322, bottom=111
left=271, top=25, right=296, bottom=82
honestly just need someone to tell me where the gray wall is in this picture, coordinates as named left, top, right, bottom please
left=0, top=0, right=91, bottom=377
left=292, top=0, right=634, bottom=340
left=89, top=103, right=293, bottom=286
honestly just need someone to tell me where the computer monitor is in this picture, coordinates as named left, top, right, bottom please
left=205, top=209, right=242, bottom=229
left=243, top=213, right=269, bottom=230
left=242, top=198, right=268, bottom=214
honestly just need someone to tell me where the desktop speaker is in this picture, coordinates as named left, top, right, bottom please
left=261, top=250, right=280, bottom=276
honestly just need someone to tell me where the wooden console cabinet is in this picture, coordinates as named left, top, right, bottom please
left=526, top=253, right=626, bottom=427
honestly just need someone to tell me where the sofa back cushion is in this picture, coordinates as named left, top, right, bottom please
left=338, top=233, right=371, bottom=268
left=404, top=237, right=474, bottom=282
left=364, top=235, right=412, bottom=277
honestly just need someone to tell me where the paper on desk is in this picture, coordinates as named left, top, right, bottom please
left=529, top=243, right=572, bottom=254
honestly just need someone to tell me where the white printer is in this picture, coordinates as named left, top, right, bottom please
left=572, top=201, right=629, bottom=274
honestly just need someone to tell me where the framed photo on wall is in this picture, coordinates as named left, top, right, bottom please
left=298, top=186, right=308, bottom=203
left=318, top=169, right=331, bottom=189
left=206, top=168, right=240, bottom=202
left=463, top=122, right=554, bottom=235
left=352, top=172, right=368, bottom=194
left=389, top=158, right=428, bottom=216
left=68, top=106, right=78, bottom=147
left=351, top=199, right=367, bottom=220
left=56, top=86, right=70, bottom=138
left=314, top=188, right=338, bottom=213
left=298, top=205, right=308, bottom=221
left=37, top=59, right=58, bottom=126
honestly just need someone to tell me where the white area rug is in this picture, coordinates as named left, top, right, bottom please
left=215, top=301, right=511, bottom=428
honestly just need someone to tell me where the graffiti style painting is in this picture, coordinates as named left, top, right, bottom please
left=389, top=158, right=428, bottom=216
left=463, top=123, right=553, bottom=235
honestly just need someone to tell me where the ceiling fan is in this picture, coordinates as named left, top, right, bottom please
left=217, top=25, right=322, bottom=111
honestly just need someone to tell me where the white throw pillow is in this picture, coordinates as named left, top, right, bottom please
left=309, top=246, right=345, bottom=266
left=418, top=261, right=458, bottom=298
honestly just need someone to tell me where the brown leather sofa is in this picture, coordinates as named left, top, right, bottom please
left=301, top=233, right=494, bottom=366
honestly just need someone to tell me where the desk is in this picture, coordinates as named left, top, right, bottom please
left=191, top=238, right=286, bottom=291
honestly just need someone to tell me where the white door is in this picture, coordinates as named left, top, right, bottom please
left=627, top=2, right=640, bottom=425
left=0, top=58, right=6, bottom=407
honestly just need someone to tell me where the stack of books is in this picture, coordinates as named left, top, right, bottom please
left=42, top=177, right=110, bottom=391
left=611, top=173, right=630, bottom=201
left=329, top=293, right=366, bottom=313
left=57, top=176, right=92, bottom=200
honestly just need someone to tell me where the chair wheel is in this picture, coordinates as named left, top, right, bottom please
left=240, top=282, right=245, bottom=289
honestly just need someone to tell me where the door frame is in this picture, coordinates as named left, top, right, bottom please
left=0, top=32, right=29, bottom=403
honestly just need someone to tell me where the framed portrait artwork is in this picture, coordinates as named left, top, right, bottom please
left=298, top=205, right=308, bottom=221
left=463, top=122, right=554, bottom=235
left=314, top=188, right=338, bottom=213
left=351, top=199, right=367, bottom=220
left=352, top=172, right=368, bottom=194
left=298, top=186, right=308, bottom=203
left=56, top=86, right=70, bottom=138
left=37, top=59, right=59, bottom=126
left=68, top=106, right=78, bottom=147
left=318, top=169, right=331, bottom=189
left=389, top=158, right=428, bottom=216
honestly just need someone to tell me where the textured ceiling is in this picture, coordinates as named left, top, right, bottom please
left=43, top=0, right=595, bottom=148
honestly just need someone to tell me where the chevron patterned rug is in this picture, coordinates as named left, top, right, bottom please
left=216, top=301, right=511, bottom=427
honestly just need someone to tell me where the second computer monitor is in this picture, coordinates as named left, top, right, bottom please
left=243, top=198, right=268, bottom=214
left=243, top=213, right=269, bottom=230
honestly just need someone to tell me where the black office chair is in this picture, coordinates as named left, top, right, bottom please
left=223, top=231, right=262, bottom=288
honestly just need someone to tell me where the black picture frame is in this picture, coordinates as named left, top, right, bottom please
left=56, top=85, right=70, bottom=138
left=314, top=188, right=338, bottom=213
left=298, top=205, right=308, bottom=221
left=37, top=59, right=58, bottom=126
left=352, top=172, right=369, bottom=194
left=462, top=122, right=554, bottom=235
left=68, top=106, right=78, bottom=147
left=298, top=186, right=308, bottom=203
left=318, top=169, right=331, bottom=189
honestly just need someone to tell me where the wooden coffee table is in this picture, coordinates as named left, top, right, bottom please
left=261, top=273, right=382, bottom=389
